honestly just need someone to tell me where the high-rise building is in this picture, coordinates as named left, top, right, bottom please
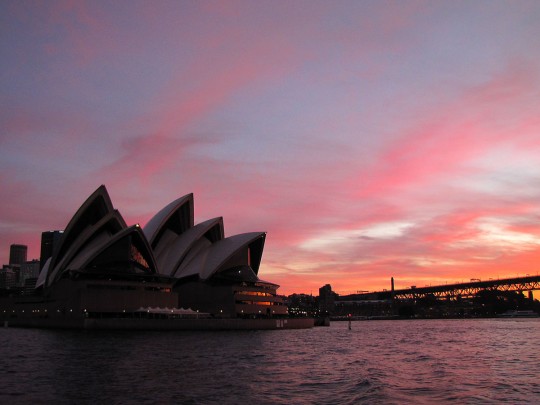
left=9, top=244, right=27, bottom=267
left=40, top=231, right=63, bottom=270
left=318, top=284, right=336, bottom=314
left=19, top=259, right=40, bottom=286
left=0, top=267, right=17, bottom=289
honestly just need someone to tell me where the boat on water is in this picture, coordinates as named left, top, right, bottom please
left=497, top=310, right=539, bottom=318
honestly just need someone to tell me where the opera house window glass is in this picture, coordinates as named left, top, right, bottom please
left=130, top=244, right=150, bottom=271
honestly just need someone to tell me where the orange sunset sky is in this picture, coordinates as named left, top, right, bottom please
left=2, top=1, right=540, bottom=297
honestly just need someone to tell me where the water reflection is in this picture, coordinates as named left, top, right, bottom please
left=1, top=319, right=539, bottom=404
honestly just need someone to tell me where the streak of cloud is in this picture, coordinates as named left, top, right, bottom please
left=2, top=1, right=540, bottom=295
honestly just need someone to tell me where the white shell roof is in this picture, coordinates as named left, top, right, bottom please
left=143, top=194, right=193, bottom=247
left=41, top=185, right=270, bottom=288
left=156, top=217, right=224, bottom=276
left=35, top=257, right=50, bottom=289
left=76, top=225, right=158, bottom=274
left=46, top=185, right=117, bottom=286
left=48, top=210, right=126, bottom=285
left=177, top=232, right=266, bottom=281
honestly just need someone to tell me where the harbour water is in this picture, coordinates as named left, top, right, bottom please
left=1, top=319, right=539, bottom=404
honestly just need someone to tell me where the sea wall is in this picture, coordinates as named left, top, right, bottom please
left=3, top=316, right=314, bottom=330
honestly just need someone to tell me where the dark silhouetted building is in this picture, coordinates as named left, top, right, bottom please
left=319, top=284, right=336, bottom=314
left=40, top=231, right=63, bottom=270
left=0, top=267, right=17, bottom=289
left=19, top=259, right=40, bottom=286
left=9, top=244, right=27, bottom=267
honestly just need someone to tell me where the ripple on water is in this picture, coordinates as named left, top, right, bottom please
left=0, top=319, right=539, bottom=403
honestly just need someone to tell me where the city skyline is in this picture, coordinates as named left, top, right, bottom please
left=2, top=1, right=540, bottom=296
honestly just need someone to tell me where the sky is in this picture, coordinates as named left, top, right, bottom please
left=2, top=1, right=540, bottom=296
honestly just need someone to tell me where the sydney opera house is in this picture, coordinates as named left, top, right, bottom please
left=0, top=186, right=312, bottom=329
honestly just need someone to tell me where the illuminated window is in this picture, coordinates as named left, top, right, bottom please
left=130, top=244, right=149, bottom=270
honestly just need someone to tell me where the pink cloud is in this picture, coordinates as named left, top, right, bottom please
left=352, top=61, right=540, bottom=198
left=94, top=34, right=304, bottom=203
left=3, top=2, right=540, bottom=297
left=234, top=61, right=540, bottom=282
left=0, top=175, right=76, bottom=263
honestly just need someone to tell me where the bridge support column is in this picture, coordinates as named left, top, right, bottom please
left=528, top=291, right=534, bottom=300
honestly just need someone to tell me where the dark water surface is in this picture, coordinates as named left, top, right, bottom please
left=1, top=319, right=539, bottom=404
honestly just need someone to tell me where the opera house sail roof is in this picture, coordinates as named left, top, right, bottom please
left=142, top=192, right=268, bottom=283
left=24, top=185, right=290, bottom=320
left=1, top=185, right=316, bottom=329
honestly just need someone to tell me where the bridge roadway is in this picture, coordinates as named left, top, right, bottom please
left=355, top=275, right=540, bottom=301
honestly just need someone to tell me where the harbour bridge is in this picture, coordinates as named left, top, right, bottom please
left=350, top=275, right=540, bottom=301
